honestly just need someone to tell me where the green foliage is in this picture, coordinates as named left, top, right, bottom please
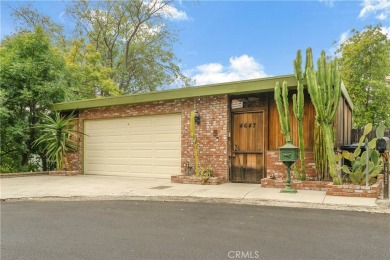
left=10, top=3, right=67, bottom=48
left=33, top=112, right=82, bottom=170
left=337, top=123, right=383, bottom=185
left=274, top=81, right=291, bottom=142
left=337, top=25, right=390, bottom=127
left=66, top=0, right=191, bottom=93
left=376, top=124, right=386, bottom=138
left=306, top=49, right=342, bottom=184
left=0, top=27, right=67, bottom=172
left=10, top=1, right=191, bottom=93
left=197, top=165, right=214, bottom=184
left=64, top=40, right=121, bottom=99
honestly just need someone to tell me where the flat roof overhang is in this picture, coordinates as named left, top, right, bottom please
left=53, top=74, right=353, bottom=111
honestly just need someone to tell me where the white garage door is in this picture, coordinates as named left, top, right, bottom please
left=84, top=114, right=181, bottom=178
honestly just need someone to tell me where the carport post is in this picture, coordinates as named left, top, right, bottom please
left=376, top=138, right=389, bottom=200
left=365, top=138, right=369, bottom=187
left=384, top=159, right=389, bottom=200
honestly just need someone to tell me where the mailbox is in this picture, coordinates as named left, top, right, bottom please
left=376, top=137, right=390, bottom=154
left=376, top=137, right=389, bottom=200
left=279, top=142, right=299, bottom=162
left=279, top=141, right=299, bottom=193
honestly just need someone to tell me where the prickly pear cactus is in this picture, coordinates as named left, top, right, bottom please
left=337, top=123, right=384, bottom=185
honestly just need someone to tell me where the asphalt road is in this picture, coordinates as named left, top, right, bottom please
left=1, top=200, right=389, bottom=260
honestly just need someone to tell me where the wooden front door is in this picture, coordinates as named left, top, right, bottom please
left=231, top=112, right=265, bottom=183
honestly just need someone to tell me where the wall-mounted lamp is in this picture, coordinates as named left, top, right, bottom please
left=194, top=106, right=200, bottom=125
left=213, top=130, right=219, bottom=142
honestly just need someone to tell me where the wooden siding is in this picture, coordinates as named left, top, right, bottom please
left=268, top=91, right=315, bottom=150
left=268, top=90, right=351, bottom=151
left=335, top=97, right=352, bottom=148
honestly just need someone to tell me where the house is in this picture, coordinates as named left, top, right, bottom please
left=53, top=75, right=353, bottom=183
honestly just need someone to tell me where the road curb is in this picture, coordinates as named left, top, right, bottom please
left=2, top=195, right=390, bottom=214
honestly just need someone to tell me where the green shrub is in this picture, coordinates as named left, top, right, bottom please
left=197, top=165, right=213, bottom=184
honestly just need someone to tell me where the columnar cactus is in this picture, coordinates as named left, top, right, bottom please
left=292, top=49, right=311, bottom=180
left=314, top=123, right=328, bottom=180
left=306, top=49, right=342, bottom=184
left=274, top=81, right=291, bottom=142
left=190, top=110, right=199, bottom=174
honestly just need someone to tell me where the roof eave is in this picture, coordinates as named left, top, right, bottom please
left=341, top=81, right=354, bottom=110
left=53, top=74, right=297, bottom=111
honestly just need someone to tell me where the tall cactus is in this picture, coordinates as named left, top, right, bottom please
left=275, top=81, right=291, bottom=142
left=190, top=110, right=199, bottom=174
left=292, top=49, right=311, bottom=180
left=314, top=123, right=328, bottom=180
left=306, top=49, right=342, bottom=184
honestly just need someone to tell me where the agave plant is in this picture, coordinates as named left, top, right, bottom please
left=34, top=112, right=81, bottom=171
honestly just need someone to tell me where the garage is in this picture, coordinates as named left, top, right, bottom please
left=84, top=114, right=181, bottom=178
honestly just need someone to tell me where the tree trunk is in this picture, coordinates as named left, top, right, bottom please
left=21, top=153, right=29, bottom=167
left=41, top=154, right=47, bottom=171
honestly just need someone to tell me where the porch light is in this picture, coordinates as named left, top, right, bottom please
left=194, top=106, right=200, bottom=125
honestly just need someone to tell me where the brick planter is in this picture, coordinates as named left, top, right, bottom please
left=1, top=170, right=81, bottom=177
left=326, top=180, right=383, bottom=198
left=171, top=175, right=226, bottom=185
left=261, top=178, right=330, bottom=191
left=261, top=177, right=383, bottom=198
left=0, top=171, right=49, bottom=178
left=48, top=170, right=80, bottom=176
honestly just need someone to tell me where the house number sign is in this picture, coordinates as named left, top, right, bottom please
left=240, top=123, right=256, bottom=128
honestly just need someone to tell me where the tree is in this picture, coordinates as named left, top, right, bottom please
left=10, top=4, right=123, bottom=100
left=9, top=3, right=67, bottom=49
left=337, top=25, right=390, bottom=127
left=64, top=40, right=121, bottom=99
left=0, top=27, right=66, bottom=172
left=66, top=0, right=191, bottom=93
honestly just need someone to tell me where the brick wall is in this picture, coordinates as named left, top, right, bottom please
left=266, top=151, right=317, bottom=180
left=326, top=181, right=383, bottom=198
left=67, top=95, right=230, bottom=178
left=261, top=178, right=329, bottom=191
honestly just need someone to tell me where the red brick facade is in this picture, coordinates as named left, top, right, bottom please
left=67, top=93, right=321, bottom=183
left=266, top=151, right=317, bottom=180
left=68, top=95, right=230, bottom=178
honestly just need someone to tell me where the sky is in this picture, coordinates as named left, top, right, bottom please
left=1, top=0, right=389, bottom=86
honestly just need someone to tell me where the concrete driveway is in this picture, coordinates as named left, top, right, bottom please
left=1, top=175, right=386, bottom=212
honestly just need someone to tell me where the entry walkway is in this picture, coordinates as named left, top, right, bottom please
left=1, top=175, right=388, bottom=212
